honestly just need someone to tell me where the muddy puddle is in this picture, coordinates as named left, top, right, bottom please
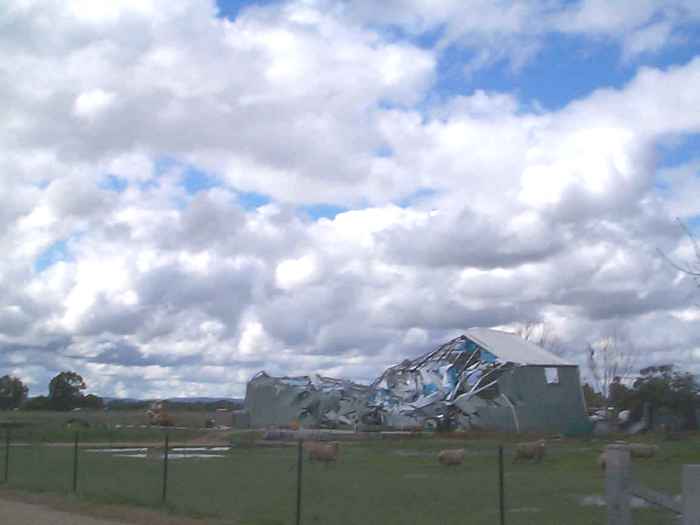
left=86, top=446, right=230, bottom=459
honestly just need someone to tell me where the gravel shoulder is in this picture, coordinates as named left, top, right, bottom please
left=0, top=489, right=231, bottom=525
left=0, top=497, right=128, bottom=525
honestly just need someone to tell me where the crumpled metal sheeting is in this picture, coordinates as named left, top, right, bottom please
left=248, top=335, right=517, bottom=430
left=247, top=371, right=371, bottom=427
left=247, top=331, right=591, bottom=433
left=366, top=335, right=513, bottom=429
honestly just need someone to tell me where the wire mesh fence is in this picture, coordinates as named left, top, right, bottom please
left=0, top=427, right=694, bottom=525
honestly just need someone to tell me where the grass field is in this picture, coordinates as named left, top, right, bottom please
left=2, top=430, right=699, bottom=525
left=0, top=410, right=221, bottom=443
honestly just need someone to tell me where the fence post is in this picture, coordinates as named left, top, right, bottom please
left=296, top=439, right=303, bottom=525
left=72, top=431, right=80, bottom=493
left=161, top=432, right=169, bottom=504
left=605, top=444, right=631, bottom=525
left=3, top=428, right=9, bottom=484
left=683, top=465, right=700, bottom=525
left=498, top=445, right=505, bottom=525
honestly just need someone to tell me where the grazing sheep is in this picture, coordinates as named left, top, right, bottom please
left=437, top=449, right=465, bottom=466
left=513, top=439, right=546, bottom=463
left=597, top=451, right=607, bottom=470
left=597, top=444, right=658, bottom=470
left=630, top=443, right=658, bottom=459
left=304, top=441, right=339, bottom=464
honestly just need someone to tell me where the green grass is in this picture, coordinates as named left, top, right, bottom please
left=2, top=433, right=700, bottom=524
left=0, top=410, right=215, bottom=443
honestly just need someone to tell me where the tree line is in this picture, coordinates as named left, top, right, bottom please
left=0, top=372, right=243, bottom=412
left=0, top=371, right=103, bottom=411
left=581, top=364, right=699, bottom=429
left=520, top=322, right=700, bottom=430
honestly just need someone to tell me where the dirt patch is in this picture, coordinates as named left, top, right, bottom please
left=0, top=488, right=232, bottom=525
left=0, top=497, right=126, bottom=525
left=186, top=430, right=235, bottom=446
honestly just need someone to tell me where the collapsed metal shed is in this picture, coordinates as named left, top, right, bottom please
left=245, top=328, right=590, bottom=434
left=245, top=372, right=371, bottom=428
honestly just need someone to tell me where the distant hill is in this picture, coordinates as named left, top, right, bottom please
left=103, top=397, right=244, bottom=411
left=165, top=397, right=244, bottom=404
left=102, top=397, right=243, bottom=404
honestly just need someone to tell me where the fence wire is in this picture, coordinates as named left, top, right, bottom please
left=0, top=426, right=693, bottom=525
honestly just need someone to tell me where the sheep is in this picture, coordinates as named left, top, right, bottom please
left=630, top=443, right=658, bottom=459
left=513, top=439, right=546, bottom=463
left=597, top=451, right=607, bottom=470
left=437, top=448, right=465, bottom=466
left=304, top=441, right=339, bottom=464
left=597, top=444, right=658, bottom=470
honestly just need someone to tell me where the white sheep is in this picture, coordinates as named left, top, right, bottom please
left=630, top=443, right=658, bottom=459
left=597, top=451, right=607, bottom=470
left=437, top=448, right=465, bottom=466
left=513, top=439, right=546, bottom=463
left=597, top=443, right=658, bottom=470
left=304, top=441, right=339, bottom=464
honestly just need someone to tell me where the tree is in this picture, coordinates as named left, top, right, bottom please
left=582, top=382, right=605, bottom=408
left=23, top=396, right=50, bottom=410
left=79, top=394, right=104, bottom=410
left=629, top=364, right=699, bottom=429
left=586, top=334, right=637, bottom=404
left=516, top=321, right=564, bottom=356
left=48, top=371, right=86, bottom=411
left=0, top=375, right=28, bottom=409
left=608, top=376, right=633, bottom=412
left=659, top=219, right=700, bottom=284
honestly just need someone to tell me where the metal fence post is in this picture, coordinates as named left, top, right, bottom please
left=605, top=444, right=631, bottom=525
left=499, top=445, right=505, bottom=525
left=161, top=432, right=169, bottom=504
left=3, top=428, right=9, bottom=484
left=683, top=465, right=700, bottom=525
left=296, top=439, right=303, bottom=525
left=72, top=431, right=80, bottom=493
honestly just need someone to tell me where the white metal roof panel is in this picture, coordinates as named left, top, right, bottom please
left=465, top=327, right=574, bottom=366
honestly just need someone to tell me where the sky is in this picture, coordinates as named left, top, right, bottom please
left=2, top=0, right=700, bottom=399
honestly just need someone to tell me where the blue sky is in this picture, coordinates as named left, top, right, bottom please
left=213, top=0, right=700, bottom=209
left=34, top=240, right=71, bottom=272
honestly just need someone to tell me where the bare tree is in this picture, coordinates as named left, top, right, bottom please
left=586, top=334, right=637, bottom=403
left=658, top=219, right=700, bottom=281
left=516, top=321, right=564, bottom=356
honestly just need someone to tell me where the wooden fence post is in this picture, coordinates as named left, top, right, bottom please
left=3, top=428, right=9, bottom=484
left=296, top=439, right=303, bottom=525
left=605, top=444, right=631, bottom=525
left=683, top=465, right=700, bottom=525
left=498, top=445, right=505, bottom=525
left=161, top=433, right=169, bottom=504
left=72, top=431, right=79, bottom=493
